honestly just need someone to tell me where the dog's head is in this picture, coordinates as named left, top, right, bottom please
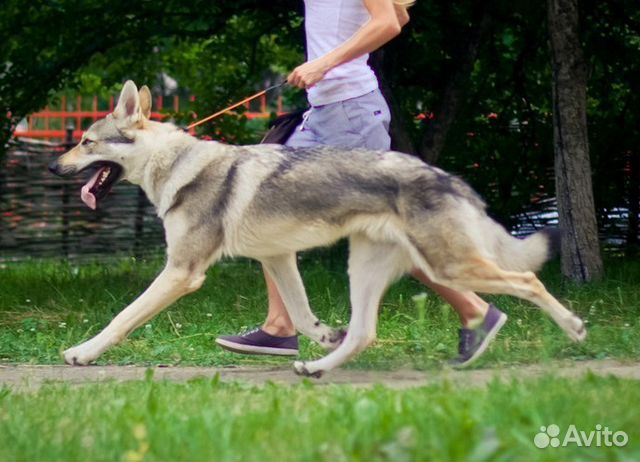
left=48, top=81, right=153, bottom=209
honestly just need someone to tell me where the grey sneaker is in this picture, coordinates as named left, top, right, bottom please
left=449, top=304, right=507, bottom=368
left=215, top=327, right=299, bottom=356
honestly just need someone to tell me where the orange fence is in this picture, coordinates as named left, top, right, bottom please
left=13, top=94, right=283, bottom=141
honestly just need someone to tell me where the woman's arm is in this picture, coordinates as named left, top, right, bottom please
left=287, top=0, right=409, bottom=89
left=394, top=3, right=410, bottom=27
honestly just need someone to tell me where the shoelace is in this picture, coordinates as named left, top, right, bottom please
left=458, top=329, right=475, bottom=354
left=238, top=326, right=261, bottom=336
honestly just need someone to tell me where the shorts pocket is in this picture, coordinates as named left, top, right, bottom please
left=338, top=101, right=365, bottom=136
left=341, top=95, right=391, bottom=150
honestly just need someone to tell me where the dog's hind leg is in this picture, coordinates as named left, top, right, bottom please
left=293, top=235, right=409, bottom=377
left=432, top=257, right=586, bottom=342
left=261, top=254, right=345, bottom=350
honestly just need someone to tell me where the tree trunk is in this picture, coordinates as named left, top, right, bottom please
left=548, top=0, right=603, bottom=281
left=419, top=8, right=490, bottom=165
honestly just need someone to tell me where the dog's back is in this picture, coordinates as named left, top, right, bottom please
left=188, top=144, right=557, bottom=277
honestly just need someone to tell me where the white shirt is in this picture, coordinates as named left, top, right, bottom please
left=304, top=0, right=379, bottom=106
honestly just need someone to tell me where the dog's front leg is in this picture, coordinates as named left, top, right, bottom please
left=63, top=263, right=206, bottom=365
left=262, top=254, right=345, bottom=350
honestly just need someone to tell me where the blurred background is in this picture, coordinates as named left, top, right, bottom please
left=0, top=0, right=638, bottom=265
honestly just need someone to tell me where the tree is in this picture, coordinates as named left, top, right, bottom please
left=418, top=4, right=491, bottom=165
left=547, top=0, right=603, bottom=281
left=0, top=0, right=302, bottom=149
left=0, top=0, right=637, bottom=256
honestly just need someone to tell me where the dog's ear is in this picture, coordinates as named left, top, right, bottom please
left=113, top=80, right=141, bottom=122
left=139, top=85, right=152, bottom=119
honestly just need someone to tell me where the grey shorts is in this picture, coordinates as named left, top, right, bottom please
left=285, top=89, right=391, bottom=151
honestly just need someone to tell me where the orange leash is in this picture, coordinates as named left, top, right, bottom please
left=186, top=82, right=286, bottom=130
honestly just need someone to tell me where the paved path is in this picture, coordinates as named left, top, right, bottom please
left=1, top=359, right=638, bottom=391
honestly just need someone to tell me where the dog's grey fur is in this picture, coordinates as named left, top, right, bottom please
left=50, top=81, right=586, bottom=376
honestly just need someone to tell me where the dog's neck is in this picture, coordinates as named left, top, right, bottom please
left=128, top=127, right=227, bottom=215
left=116, top=124, right=186, bottom=186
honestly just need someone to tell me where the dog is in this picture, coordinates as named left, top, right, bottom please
left=49, top=81, right=586, bottom=377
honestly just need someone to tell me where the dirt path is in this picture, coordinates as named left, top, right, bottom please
left=1, top=359, right=638, bottom=391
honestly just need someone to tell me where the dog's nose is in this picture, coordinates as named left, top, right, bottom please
left=48, top=161, right=60, bottom=175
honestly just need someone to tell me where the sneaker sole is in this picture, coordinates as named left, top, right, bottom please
left=215, top=338, right=299, bottom=356
left=452, top=312, right=508, bottom=369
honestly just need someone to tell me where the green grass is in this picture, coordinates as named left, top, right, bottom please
left=0, top=254, right=638, bottom=461
left=0, top=253, right=638, bottom=368
left=0, top=374, right=638, bottom=461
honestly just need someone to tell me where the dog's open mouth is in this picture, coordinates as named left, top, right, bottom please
left=80, top=162, right=123, bottom=210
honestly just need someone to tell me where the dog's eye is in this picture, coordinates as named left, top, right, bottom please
left=82, top=139, right=95, bottom=146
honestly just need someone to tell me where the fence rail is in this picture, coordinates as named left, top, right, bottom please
left=1, top=137, right=165, bottom=261
left=13, top=93, right=283, bottom=141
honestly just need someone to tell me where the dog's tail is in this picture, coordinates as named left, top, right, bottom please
left=491, top=226, right=562, bottom=273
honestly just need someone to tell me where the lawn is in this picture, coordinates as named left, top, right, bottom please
left=0, top=374, right=638, bottom=461
left=0, top=253, right=638, bottom=461
left=0, top=252, right=638, bottom=367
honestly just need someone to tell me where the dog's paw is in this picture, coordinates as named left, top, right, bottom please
left=317, top=327, right=347, bottom=351
left=63, top=345, right=96, bottom=366
left=564, top=315, right=587, bottom=343
left=293, top=361, right=324, bottom=379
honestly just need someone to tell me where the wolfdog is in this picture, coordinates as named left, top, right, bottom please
left=49, top=81, right=586, bottom=377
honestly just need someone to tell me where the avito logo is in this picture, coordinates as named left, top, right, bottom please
left=534, top=424, right=629, bottom=449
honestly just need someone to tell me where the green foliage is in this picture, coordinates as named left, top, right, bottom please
left=0, top=0, right=301, bottom=145
left=443, top=4, right=555, bottom=226
left=158, top=12, right=306, bottom=143
left=0, top=375, right=638, bottom=461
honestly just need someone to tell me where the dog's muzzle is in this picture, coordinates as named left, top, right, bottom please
left=48, top=160, right=75, bottom=177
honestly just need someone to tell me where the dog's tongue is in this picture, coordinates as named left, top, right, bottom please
left=80, top=168, right=104, bottom=210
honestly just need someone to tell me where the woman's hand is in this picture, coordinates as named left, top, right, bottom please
left=287, top=58, right=330, bottom=89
